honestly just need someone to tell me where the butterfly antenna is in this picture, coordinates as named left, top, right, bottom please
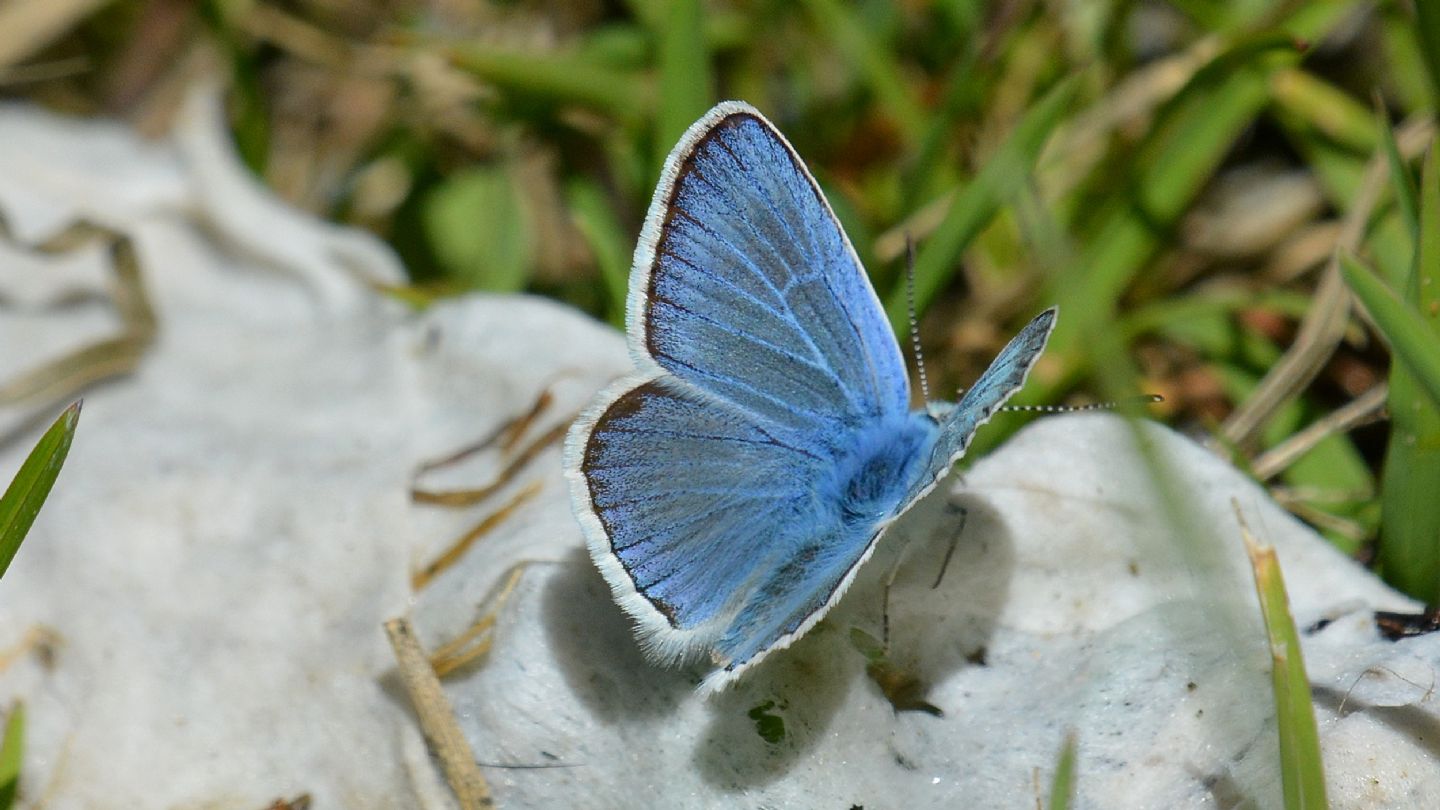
left=903, top=234, right=933, bottom=408
left=999, top=394, right=1164, bottom=414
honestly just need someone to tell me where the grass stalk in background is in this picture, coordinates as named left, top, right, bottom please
left=881, top=75, right=1077, bottom=332
left=1351, top=138, right=1440, bottom=602
left=449, top=47, right=649, bottom=127
left=656, top=0, right=712, bottom=166
left=566, top=180, right=633, bottom=325
left=800, top=0, right=926, bottom=145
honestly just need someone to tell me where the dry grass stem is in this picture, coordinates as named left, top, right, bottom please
left=384, top=617, right=494, bottom=809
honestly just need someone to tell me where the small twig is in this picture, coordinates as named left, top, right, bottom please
left=412, top=420, right=569, bottom=507
left=413, top=387, right=554, bottom=480
left=1220, top=117, right=1434, bottom=448
left=1251, top=383, right=1389, bottom=480
left=0, top=55, right=89, bottom=85
left=430, top=563, right=529, bottom=677
left=0, top=0, right=111, bottom=71
left=0, top=231, right=158, bottom=419
left=412, top=481, right=542, bottom=591
left=384, top=618, right=494, bottom=809
left=1269, top=494, right=1370, bottom=542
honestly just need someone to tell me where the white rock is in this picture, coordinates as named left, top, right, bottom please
left=1, top=94, right=1435, bottom=810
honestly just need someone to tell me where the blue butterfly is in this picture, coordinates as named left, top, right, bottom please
left=564, top=101, right=1055, bottom=691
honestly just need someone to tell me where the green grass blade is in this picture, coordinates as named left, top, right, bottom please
left=1412, top=141, right=1440, bottom=307
left=198, top=0, right=271, bottom=173
left=1044, top=53, right=1279, bottom=383
left=566, top=179, right=632, bottom=326
left=1379, top=113, right=1420, bottom=243
left=1381, top=12, right=1435, bottom=111
left=1046, top=732, right=1078, bottom=810
left=0, top=703, right=21, bottom=809
left=1277, top=124, right=1414, bottom=292
left=1340, top=254, right=1440, bottom=411
left=882, top=75, right=1078, bottom=331
left=800, top=0, right=926, bottom=143
left=1038, top=8, right=1350, bottom=402
left=657, top=0, right=712, bottom=161
left=449, top=47, right=649, bottom=126
left=0, top=401, right=81, bottom=579
left=1414, top=0, right=1440, bottom=107
left=1375, top=140, right=1440, bottom=602
left=1376, top=372, right=1440, bottom=603
left=903, top=23, right=981, bottom=208
left=1268, top=68, right=1379, bottom=154
left=1237, top=513, right=1328, bottom=810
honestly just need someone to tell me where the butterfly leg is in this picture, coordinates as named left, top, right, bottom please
left=877, top=528, right=921, bottom=653
left=930, top=500, right=969, bottom=590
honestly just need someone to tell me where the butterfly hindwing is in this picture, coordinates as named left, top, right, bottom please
left=574, top=375, right=826, bottom=663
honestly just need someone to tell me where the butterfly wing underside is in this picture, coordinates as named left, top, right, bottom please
left=903, top=307, right=1057, bottom=507
left=565, top=102, right=909, bottom=682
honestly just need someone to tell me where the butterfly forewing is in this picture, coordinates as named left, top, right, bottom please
left=635, top=106, right=910, bottom=446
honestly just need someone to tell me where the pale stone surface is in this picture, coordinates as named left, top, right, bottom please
left=1, top=93, right=1436, bottom=809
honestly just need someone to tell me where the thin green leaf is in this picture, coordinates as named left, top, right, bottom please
left=1276, top=115, right=1413, bottom=286
left=1377, top=141, right=1440, bottom=603
left=198, top=0, right=270, bottom=172
left=1379, top=112, right=1420, bottom=244
left=800, top=0, right=926, bottom=143
left=566, top=179, right=632, bottom=327
left=1340, top=254, right=1440, bottom=411
left=1238, top=513, right=1329, bottom=810
left=882, top=75, right=1079, bottom=331
left=904, top=60, right=977, bottom=208
left=1046, top=733, right=1078, bottom=810
left=0, top=401, right=80, bottom=579
left=1118, top=290, right=1318, bottom=344
left=449, top=48, right=649, bottom=126
left=1379, top=12, right=1434, bottom=112
left=1268, top=69, right=1378, bottom=154
left=620, top=0, right=664, bottom=31
left=1413, top=142, right=1440, bottom=308
left=1378, top=365, right=1440, bottom=603
left=1038, top=8, right=1351, bottom=403
left=0, top=702, right=20, bottom=809
left=657, top=0, right=712, bottom=163
left=1414, top=0, right=1440, bottom=108
left=1045, top=52, right=1278, bottom=380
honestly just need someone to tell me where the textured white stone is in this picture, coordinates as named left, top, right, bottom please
left=0, top=93, right=1435, bottom=809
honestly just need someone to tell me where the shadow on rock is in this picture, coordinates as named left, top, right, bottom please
left=541, top=546, right=695, bottom=721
